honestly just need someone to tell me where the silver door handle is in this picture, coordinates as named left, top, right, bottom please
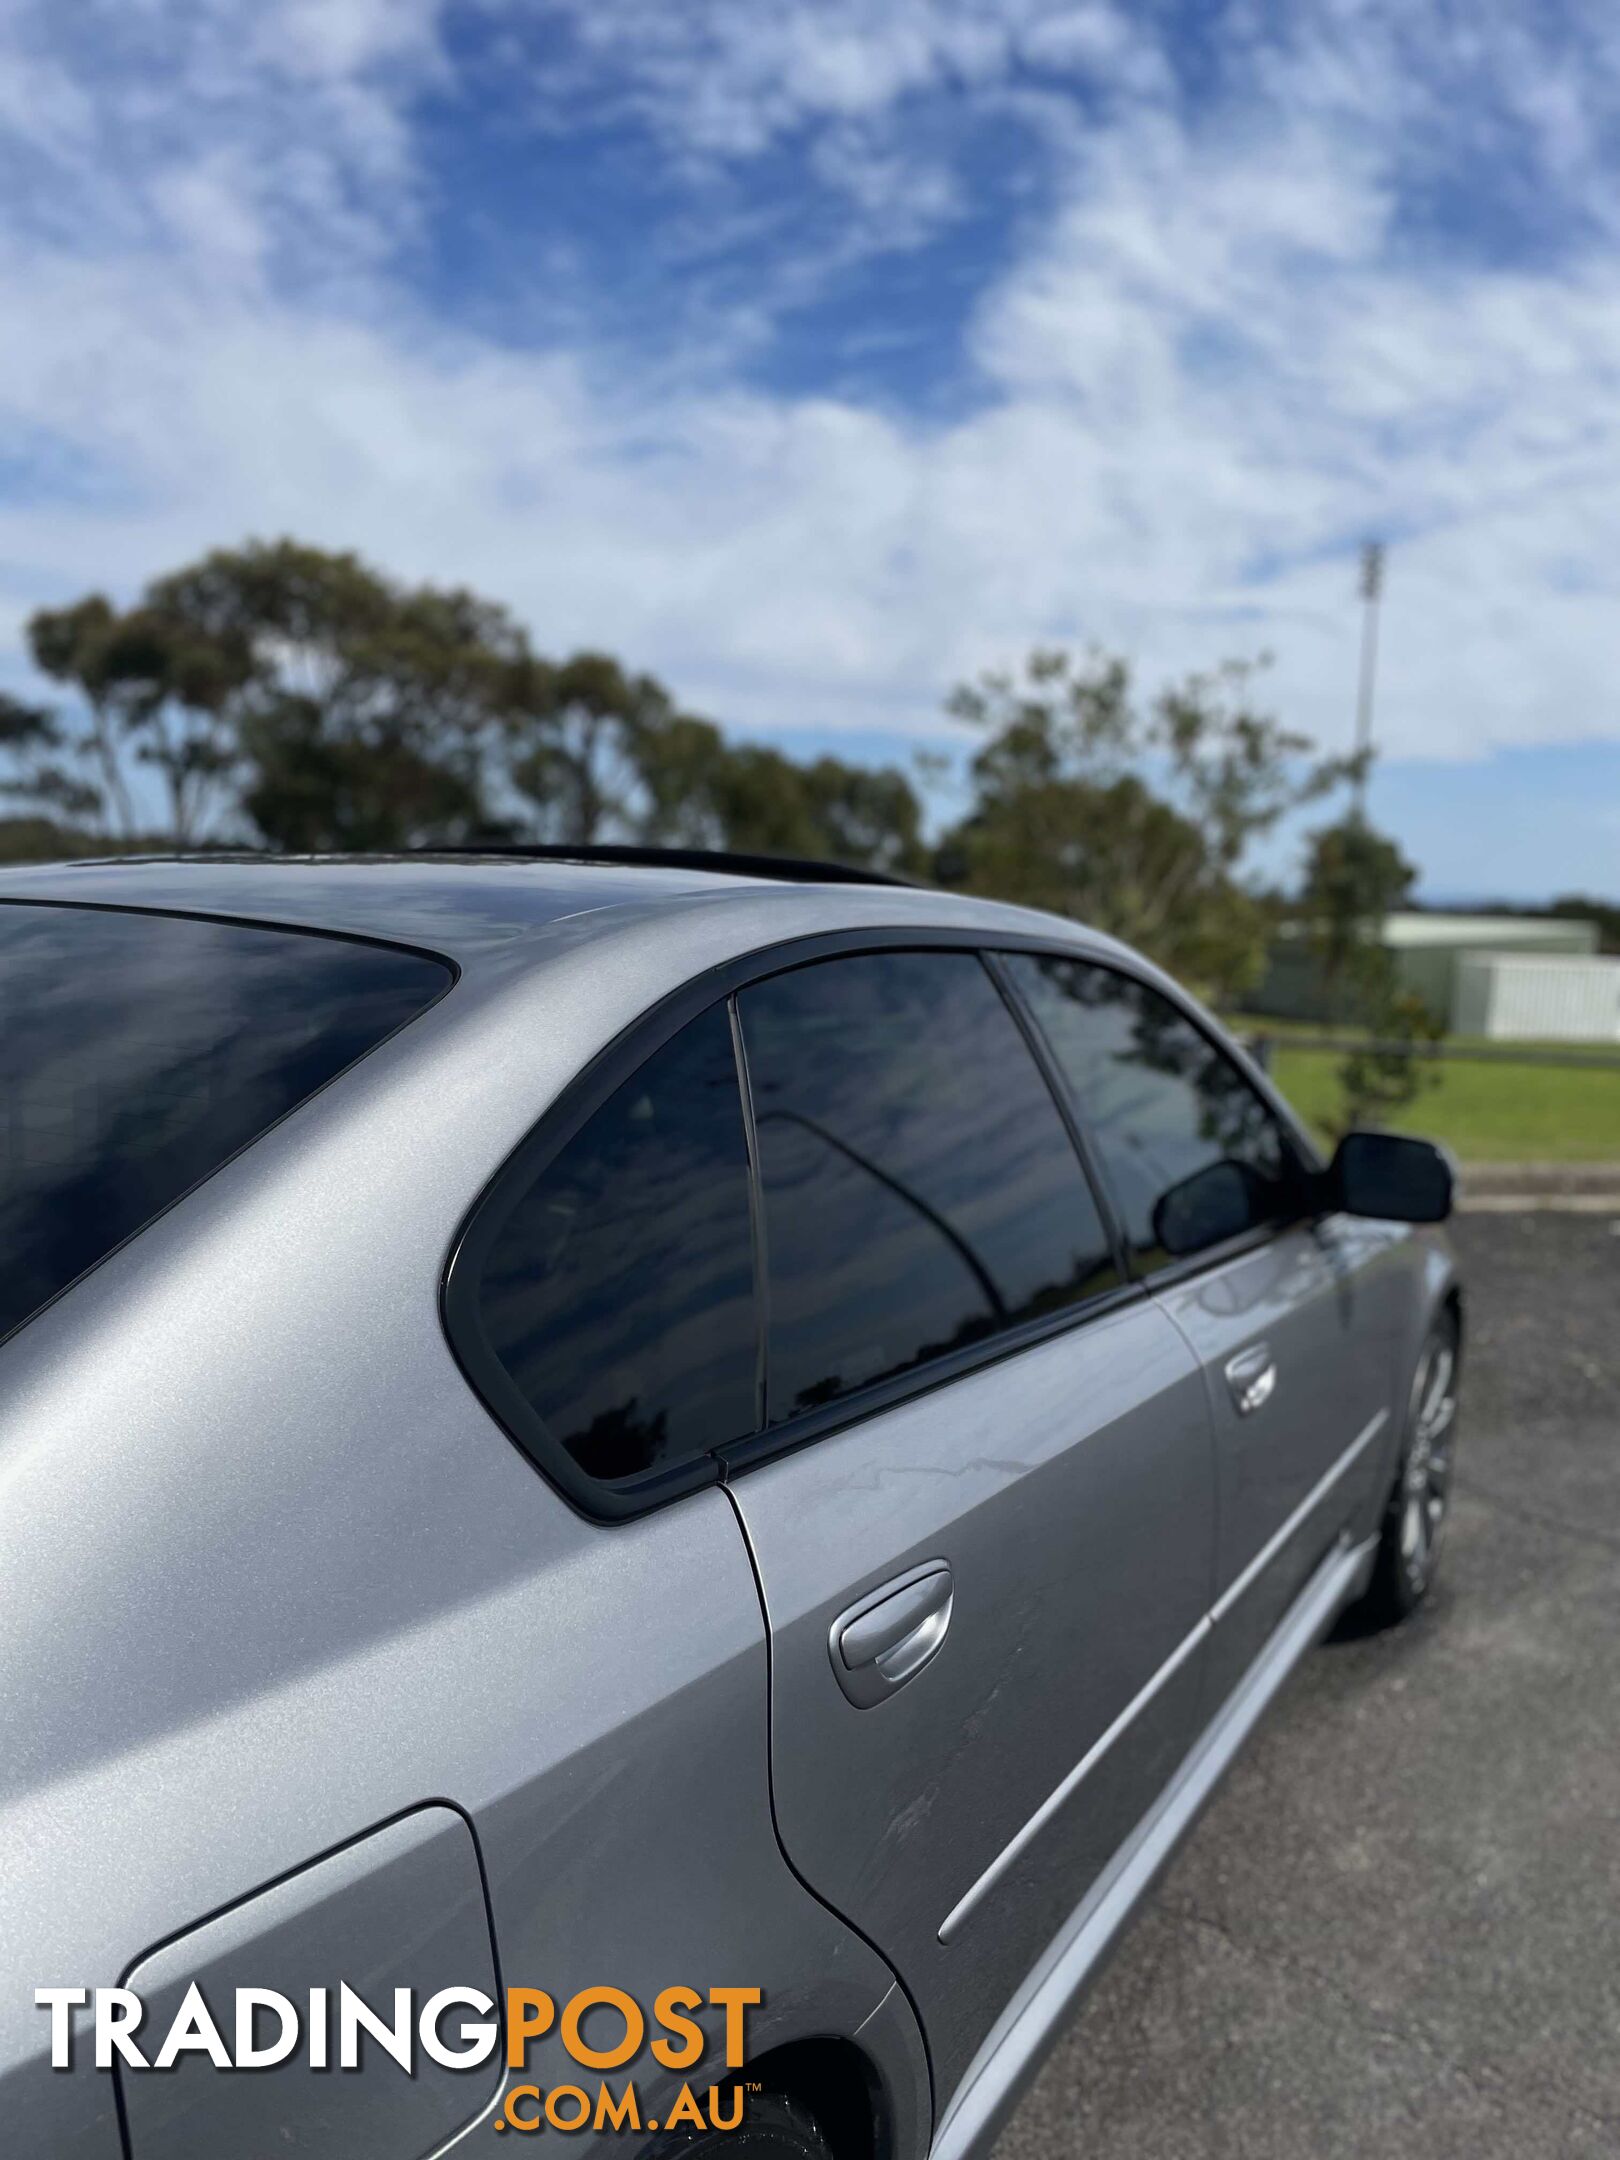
left=1225, top=1344, right=1277, bottom=1416
left=830, top=1563, right=954, bottom=1707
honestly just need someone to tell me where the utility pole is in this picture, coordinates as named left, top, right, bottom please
left=1353, top=538, right=1385, bottom=819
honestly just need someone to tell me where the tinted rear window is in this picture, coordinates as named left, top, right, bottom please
left=738, top=950, right=1118, bottom=1424
left=0, top=902, right=452, bottom=1346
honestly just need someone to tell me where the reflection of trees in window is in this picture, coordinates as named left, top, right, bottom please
left=759, top=1107, right=1007, bottom=1321
left=1008, top=952, right=1304, bottom=1268
left=759, top=1106, right=1116, bottom=1419
left=568, top=1399, right=669, bottom=1482
left=478, top=1004, right=757, bottom=1486
left=1028, top=957, right=1283, bottom=1175
left=744, top=951, right=1118, bottom=1425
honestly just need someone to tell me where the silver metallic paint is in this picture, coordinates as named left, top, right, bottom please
left=1, top=868, right=959, bottom=2155
left=1149, top=1214, right=1408, bottom=1710
left=930, top=1535, right=1380, bottom=2160
left=727, top=1294, right=1217, bottom=2098
left=0, top=857, right=1456, bottom=2160
left=119, top=1805, right=505, bottom=2160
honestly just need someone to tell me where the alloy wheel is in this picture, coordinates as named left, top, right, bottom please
left=1398, top=1334, right=1456, bottom=1594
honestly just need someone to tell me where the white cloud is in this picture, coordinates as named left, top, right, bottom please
left=253, top=0, right=442, bottom=85
left=536, top=0, right=1030, bottom=154
left=3, top=0, right=1620, bottom=814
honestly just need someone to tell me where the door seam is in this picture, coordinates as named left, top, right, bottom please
left=717, top=1475, right=938, bottom=2135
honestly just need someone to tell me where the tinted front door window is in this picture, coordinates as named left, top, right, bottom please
left=475, top=1005, right=757, bottom=1485
left=1003, top=952, right=1300, bottom=1271
left=738, top=950, right=1115, bottom=1423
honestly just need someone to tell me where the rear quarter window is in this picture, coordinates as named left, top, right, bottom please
left=0, top=902, right=452, bottom=1347
left=467, top=1003, right=759, bottom=1494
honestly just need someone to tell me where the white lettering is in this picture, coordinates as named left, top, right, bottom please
left=95, top=1988, right=149, bottom=2070
left=153, top=1983, right=231, bottom=2071
left=35, top=1988, right=87, bottom=2070
left=234, top=1988, right=299, bottom=2069
left=338, top=1984, right=412, bottom=2071
left=419, top=1987, right=497, bottom=2069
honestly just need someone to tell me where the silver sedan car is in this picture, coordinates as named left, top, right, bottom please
left=0, top=851, right=1460, bottom=2160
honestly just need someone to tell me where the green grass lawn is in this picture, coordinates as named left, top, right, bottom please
left=1261, top=1041, right=1620, bottom=1162
left=1233, top=1015, right=1620, bottom=1058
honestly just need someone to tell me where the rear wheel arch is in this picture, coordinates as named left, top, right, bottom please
left=644, top=2038, right=892, bottom=2160
left=743, top=2036, right=891, bottom=2160
left=1441, top=1281, right=1464, bottom=1358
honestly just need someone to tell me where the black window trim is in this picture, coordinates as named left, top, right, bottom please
left=980, top=948, right=1129, bottom=1262
left=442, top=924, right=1331, bottom=1523
left=442, top=925, right=1146, bottom=1521
left=992, top=943, right=1327, bottom=1292
left=726, top=993, right=774, bottom=1437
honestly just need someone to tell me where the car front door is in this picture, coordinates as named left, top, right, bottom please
left=720, top=945, right=1217, bottom=2102
left=1003, top=952, right=1402, bottom=1711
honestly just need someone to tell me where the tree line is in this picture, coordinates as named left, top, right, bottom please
left=0, top=540, right=927, bottom=875
left=3, top=536, right=1410, bottom=1046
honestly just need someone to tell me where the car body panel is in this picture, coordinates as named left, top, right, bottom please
left=726, top=1294, right=1214, bottom=2101
left=1149, top=1214, right=1411, bottom=1707
left=119, top=1805, right=504, bottom=2160
left=0, top=854, right=1143, bottom=985
left=0, top=857, right=1457, bottom=2160
left=929, top=1530, right=1382, bottom=2160
left=0, top=875, right=944, bottom=2156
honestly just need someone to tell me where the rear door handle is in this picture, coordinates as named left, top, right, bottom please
left=830, top=1563, right=954, bottom=1707
left=1225, top=1343, right=1277, bottom=1415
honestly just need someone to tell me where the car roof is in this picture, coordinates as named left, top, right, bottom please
left=0, top=851, right=1092, bottom=971
left=0, top=849, right=1321, bottom=1182
left=0, top=853, right=776, bottom=957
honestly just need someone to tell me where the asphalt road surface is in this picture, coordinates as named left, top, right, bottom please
left=994, top=1212, right=1620, bottom=2160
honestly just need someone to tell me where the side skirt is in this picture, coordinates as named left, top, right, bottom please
left=929, top=1532, right=1378, bottom=2160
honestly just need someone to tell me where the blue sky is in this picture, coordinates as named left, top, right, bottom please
left=3, top=0, right=1620, bottom=898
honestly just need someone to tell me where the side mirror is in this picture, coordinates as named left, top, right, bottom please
left=1327, top=1131, right=1453, bottom=1223
left=1152, top=1158, right=1268, bottom=1257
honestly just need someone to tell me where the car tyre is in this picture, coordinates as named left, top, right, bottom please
left=643, top=2088, right=838, bottom=2160
left=1352, top=1309, right=1460, bottom=1629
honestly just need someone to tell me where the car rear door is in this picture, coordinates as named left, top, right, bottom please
left=720, top=944, right=1217, bottom=2101
left=1003, top=952, right=1402, bottom=1711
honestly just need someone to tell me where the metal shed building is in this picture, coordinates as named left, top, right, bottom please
left=1453, top=951, right=1620, bottom=1041
left=1381, top=912, right=1600, bottom=1022
left=1252, top=911, right=1609, bottom=1036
